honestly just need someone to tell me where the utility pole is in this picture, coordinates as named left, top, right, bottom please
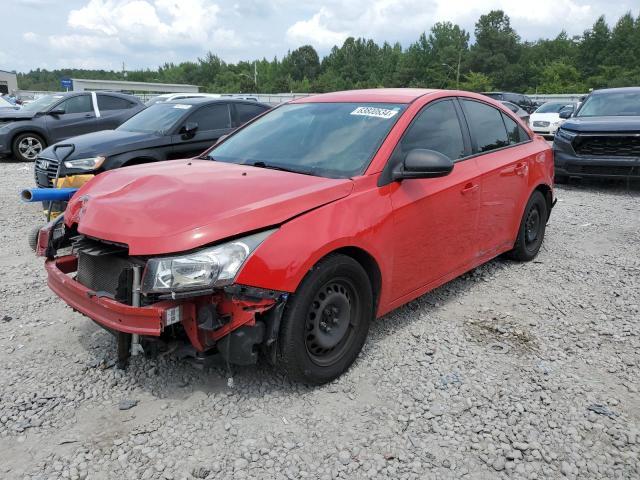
left=122, top=61, right=127, bottom=79
left=456, top=49, right=462, bottom=89
left=254, top=61, right=258, bottom=91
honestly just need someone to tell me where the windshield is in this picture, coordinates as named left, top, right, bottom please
left=577, top=92, right=640, bottom=117
left=20, top=94, right=65, bottom=112
left=117, top=103, right=190, bottom=134
left=208, top=102, right=406, bottom=178
left=535, top=102, right=573, bottom=114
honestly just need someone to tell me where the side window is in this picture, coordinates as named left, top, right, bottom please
left=234, top=103, right=268, bottom=126
left=97, top=95, right=133, bottom=111
left=186, top=104, right=231, bottom=130
left=502, top=113, right=530, bottom=144
left=59, top=95, right=93, bottom=114
left=393, top=99, right=466, bottom=161
left=461, top=100, right=509, bottom=153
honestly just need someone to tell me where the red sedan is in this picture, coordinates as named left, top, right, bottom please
left=39, top=89, right=554, bottom=384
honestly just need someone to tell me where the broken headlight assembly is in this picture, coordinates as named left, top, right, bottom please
left=141, top=229, right=276, bottom=294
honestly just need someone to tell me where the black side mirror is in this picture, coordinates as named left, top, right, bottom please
left=559, top=108, right=573, bottom=119
left=49, top=107, right=65, bottom=115
left=180, top=122, right=198, bottom=139
left=393, top=149, right=454, bottom=181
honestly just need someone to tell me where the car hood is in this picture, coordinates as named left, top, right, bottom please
left=530, top=113, right=560, bottom=122
left=65, top=159, right=354, bottom=255
left=0, top=110, right=37, bottom=121
left=40, top=129, right=159, bottom=159
left=561, top=116, right=640, bottom=133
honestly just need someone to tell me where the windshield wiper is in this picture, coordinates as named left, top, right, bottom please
left=250, top=161, right=313, bottom=175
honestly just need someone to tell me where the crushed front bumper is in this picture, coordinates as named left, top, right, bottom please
left=46, top=255, right=178, bottom=336
left=555, top=150, right=640, bottom=179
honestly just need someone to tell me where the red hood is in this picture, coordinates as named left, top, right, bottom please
left=65, top=160, right=353, bottom=255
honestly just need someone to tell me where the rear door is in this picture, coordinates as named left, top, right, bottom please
left=95, top=94, right=140, bottom=130
left=45, top=94, right=96, bottom=142
left=388, top=98, right=481, bottom=300
left=459, top=98, right=531, bottom=256
left=169, top=103, right=233, bottom=159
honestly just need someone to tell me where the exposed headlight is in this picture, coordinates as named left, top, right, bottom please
left=556, top=128, right=577, bottom=141
left=141, top=229, right=276, bottom=293
left=63, top=156, right=106, bottom=171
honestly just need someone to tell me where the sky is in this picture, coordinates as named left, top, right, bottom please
left=3, top=0, right=639, bottom=73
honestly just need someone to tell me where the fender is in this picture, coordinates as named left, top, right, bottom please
left=107, top=150, right=164, bottom=170
left=8, top=124, right=51, bottom=146
left=236, top=175, right=396, bottom=316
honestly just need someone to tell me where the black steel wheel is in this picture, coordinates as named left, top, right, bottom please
left=278, top=254, right=373, bottom=384
left=507, top=190, right=548, bottom=261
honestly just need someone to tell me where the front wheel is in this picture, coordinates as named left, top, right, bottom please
left=12, top=133, right=46, bottom=162
left=507, top=190, right=548, bottom=262
left=278, top=254, right=373, bottom=385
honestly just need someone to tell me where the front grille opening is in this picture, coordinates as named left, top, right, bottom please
left=574, top=135, right=640, bottom=157
left=72, top=237, right=141, bottom=302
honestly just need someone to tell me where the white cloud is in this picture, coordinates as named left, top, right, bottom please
left=286, top=7, right=349, bottom=47
left=65, top=0, right=238, bottom=49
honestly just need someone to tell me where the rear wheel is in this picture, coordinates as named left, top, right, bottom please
left=278, top=255, right=373, bottom=384
left=507, top=190, right=548, bottom=261
left=12, top=133, right=45, bottom=162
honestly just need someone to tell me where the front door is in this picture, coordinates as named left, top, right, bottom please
left=45, top=94, right=96, bottom=142
left=169, top=103, right=234, bottom=159
left=388, top=99, right=481, bottom=300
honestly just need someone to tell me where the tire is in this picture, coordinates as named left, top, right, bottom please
left=507, top=190, right=548, bottom=262
left=12, top=133, right=46, bottom=162
left=28, top=225, right=43, bottom=251
left=278, top=254, right=373, bottom=385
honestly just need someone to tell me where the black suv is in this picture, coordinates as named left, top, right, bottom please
left=0, top=92, right=144, bottom=161
left=34, top=98, right=270, bottom=188
left=481, top=92, right=537, bottom=113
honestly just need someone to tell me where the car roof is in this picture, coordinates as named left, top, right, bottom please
left=163, top=97, right=269, bottom=107
left=592, top=87, right=640, bottom=95
left=293, top=88, right=438, bottom=104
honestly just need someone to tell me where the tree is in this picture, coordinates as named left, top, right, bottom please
left=458, top=72, right=493, bottom=92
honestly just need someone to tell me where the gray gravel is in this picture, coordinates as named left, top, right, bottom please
left=1, top=160, right=639, bottom=479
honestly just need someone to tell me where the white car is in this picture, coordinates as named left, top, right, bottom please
left=530, top=102, right=575, bottom=137
left=145, top=93, right=222, bottom=106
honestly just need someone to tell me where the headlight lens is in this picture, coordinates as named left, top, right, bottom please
left=63, top=156, right=106, bottom=171
left=556, top=128, right=577, bottom=141
left=141, top=229, right=275, bottom=293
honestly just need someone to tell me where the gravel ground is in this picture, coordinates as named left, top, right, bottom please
left=1, top=160, right=639, bottom=480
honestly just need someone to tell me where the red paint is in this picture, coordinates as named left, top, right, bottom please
left=49, top=89, right=552, bottom=345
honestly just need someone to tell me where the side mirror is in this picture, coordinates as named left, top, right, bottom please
left=393, top=149, right=454, bottom=181
left=180, top=122, right=198, bottom=139
left=559, top=108, right=573, bottom=119
left=49, top=107, right=65, bottom=115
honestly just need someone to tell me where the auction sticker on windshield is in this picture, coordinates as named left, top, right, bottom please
left=350, top=106, right=399, bottom=119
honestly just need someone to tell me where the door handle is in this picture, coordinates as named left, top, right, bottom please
left=461, top=183, right=479, bottom=195
left=84, top=114, right=93, bottom=118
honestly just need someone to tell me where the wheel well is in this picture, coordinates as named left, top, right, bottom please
left=534, top=183, right=553, bottom=214
left=332, top=246, right=382, bottom=312
left=11, top=131, right=47, bottom=149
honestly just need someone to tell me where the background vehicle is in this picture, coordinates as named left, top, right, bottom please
left=34, top=98, right=270, bottom=188
left=145, top=93, right=222, bottom=106
left=482, top=92, right=537, bottom=113
left=0, top=96, right=19, bottom=110
left=0, top=92, right=144, bottom=162
left=501, top=101, right=530, bottom=124
left=529, top=102, right=575, bottom=137
left=39, top=89, right=553, bottom=384
left=553, top=87, right=640, bottom=182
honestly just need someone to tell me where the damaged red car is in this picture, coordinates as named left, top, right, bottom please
left=38, top=89, right=554, bottom=384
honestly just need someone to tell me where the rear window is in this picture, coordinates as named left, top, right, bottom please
left=461, top=100, right=509, bottom=153
left=235, top=103, right=268, bottom=125
left=97, top=95, right=133, bottom=111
